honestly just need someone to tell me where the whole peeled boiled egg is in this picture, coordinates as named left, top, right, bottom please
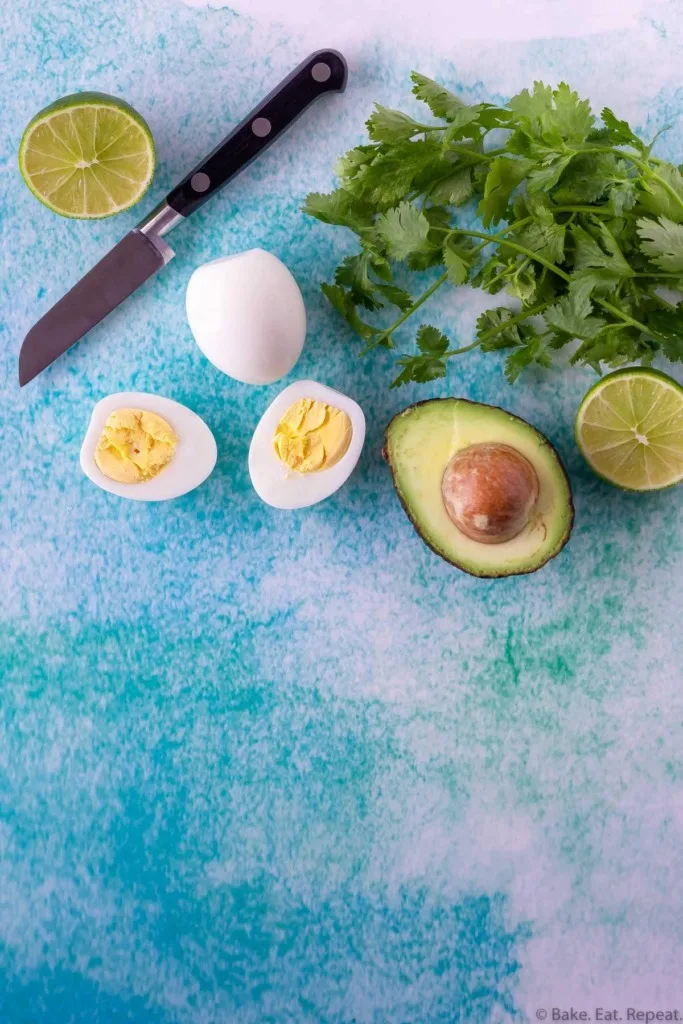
left=80, top=392, right=217, bottom=501
left=249, top=380, right=365, bottom=509
left=186, top=248, right=306, bottom=385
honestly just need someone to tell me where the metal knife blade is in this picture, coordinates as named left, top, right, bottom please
left=19, top=229, right=174, bottom=386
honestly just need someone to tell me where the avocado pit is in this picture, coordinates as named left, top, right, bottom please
left=441, top=442, right=539, bottom=544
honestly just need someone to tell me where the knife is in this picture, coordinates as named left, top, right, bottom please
left=19, top=49, right=348, bottom=386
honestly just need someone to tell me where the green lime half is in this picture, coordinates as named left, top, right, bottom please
left=575, top=367, right=683, bottom=491
left=19, top=92, right=155, bottom=219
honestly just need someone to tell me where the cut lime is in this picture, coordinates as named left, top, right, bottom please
left=576, top=367, right=683, bottom=491
left=19, top=92, right=155, bottom=219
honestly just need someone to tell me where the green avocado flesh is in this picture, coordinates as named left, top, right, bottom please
left=385, top=399, right=574, bottom=578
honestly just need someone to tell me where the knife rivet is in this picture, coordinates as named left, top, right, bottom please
left=311, top=62, right=332, bottom=83
left=190, top=172, right=211, bottom=193
left=251, top=117, right=272, bottom=138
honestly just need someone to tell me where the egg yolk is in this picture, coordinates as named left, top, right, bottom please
left=94, top=408, right=178, bottom=484
left=273, top=398, right=352, bottom=473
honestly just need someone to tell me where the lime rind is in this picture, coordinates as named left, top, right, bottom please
left=19, top=92, right=155, bottom=219
left=575, top=367, right=683, bottom=491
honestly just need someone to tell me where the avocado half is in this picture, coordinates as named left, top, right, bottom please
left=384, top=399, right=574, bottom=578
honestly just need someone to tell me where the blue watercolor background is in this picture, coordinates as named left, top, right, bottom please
left=1, top=0, right=683, bottom=1020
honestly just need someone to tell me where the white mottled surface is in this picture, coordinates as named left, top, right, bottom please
left=2, top=0, right=683, bottom=1021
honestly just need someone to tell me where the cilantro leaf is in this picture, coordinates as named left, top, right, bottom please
left=638, top=164, right=683, bottom=223
left=570, top=328, right=652, bottom=372
left=321, top=283, right=379, bottom=341
left=400, top=206, right=449, bottom=270
left=552, top=154, right=618, bottom=204
left=504, top=335, right=552, bottom=383
left=471, top=254, right=508, bottom=294
left=475, top=307, right=551, bottom=380
left=636, top=215, right=683, bottom=272
left=359, top=138, right=444, bottom=206
left=442, top=106, right=485, bottom=144
left=595, top=223, right=634, bottom=274
left=416, top=324, right=449, bottom=355
left=303, top=190, right=374, bottom=233
left=390, top=325, right=451, bottom=389
left=550, top=154, right=637, bottom=212
left=608, top=176, right=638, bottom=215
left=548, top=83, right=595, bottom=142
left=367, top=250, right=392, bottom=282
left=428, top=168, right=473, bottom=205
left=508, top=81, right=554, bottom=124
left=410, top=72, right=464, bottom=120
left=509, top=82, right=594, bottom=143
left=377, top=202, right=431, bottom=261
left=478, top=157, right=532, bottom=226
left=476, top=307, right=529, bottom=350
left=517, top=220, right=566, bottom=263
left=477, top=104, right=515, bottom=130
left=443, top=243, right=469, bottom=285
left=391, top=353, right=447, bottom=388
left=407, top=250, right=445, bottom=272
left=375, top=283, right=413, bottom=310
left=572, top=224, right=633, bottom=277
left=423, top=205, right=451, bottom=230
left=334, top=253, right=382, bottom=310
left=506, top=262, right=539, bottom=303
left=544, top=292, right=606, bottom=339
left=644, top=306, right=683, bottom=361
left=526, top=154, right=574, bottom=192
left=335, top=145, right=378, bottom=185
left=600, top=107, right=646, bottom=153
left=366, top=104, right=425, bottom=143
left=390, top=362, right=418, bottom=388
left=568, top=268, right=622, bottom=305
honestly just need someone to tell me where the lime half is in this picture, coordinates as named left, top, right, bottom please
left=576, top=367, right=683, bottom=491
left=19, top=92, right=155, bottom=219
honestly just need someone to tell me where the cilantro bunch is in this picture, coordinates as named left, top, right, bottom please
left=304, top=75, right=683, bottom=386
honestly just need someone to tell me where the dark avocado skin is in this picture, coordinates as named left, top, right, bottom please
left=384, top=398, right=575, bottom=579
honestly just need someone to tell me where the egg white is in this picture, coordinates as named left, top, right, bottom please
left=248, top=380, right=366, bottom=509
left=186, top=249, right=306, bottom=385
left=80, top=392, right=217, bottom=501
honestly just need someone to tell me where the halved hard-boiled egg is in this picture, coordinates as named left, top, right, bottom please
left=249, top=380, right=365, bottom=509
left=80, top=392, right=217, bottom=501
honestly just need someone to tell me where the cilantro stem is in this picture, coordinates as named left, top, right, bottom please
left=435, top=217, right=532, bottom=248
left=552, top=205, right=614, bottom=216
left=483, top=265, right=514, bottom=291
left=451, top=229, right=572, bottom=280
left=458, top=301, right=553, bottom=352
left=634, top=272, right=683, bottom=278
left=459, top=217, right=533, bottom=256
left=366, top=219, right=535, bottom=354
left=414, top=124, right=504, bottom=166
left=450, top=226, right=673, bottom=344
left=599, top=220, right=629, bottom=263
left=448, top=226, right=674, bottom=345
left=650, top=292, right=678, bottom=312
left=361, top=271, right=449, bottom=354
left=447, top=146, right=502, bottom=163
left=444, top=339, right=482, bottom=357
left=579, top=146, right=683, bottom=217
left=593, top=297, right=669, bottom=344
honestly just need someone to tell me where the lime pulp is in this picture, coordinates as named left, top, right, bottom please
left=18, top=92, right=155, bottom=219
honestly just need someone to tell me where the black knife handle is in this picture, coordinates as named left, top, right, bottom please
left=166, top=49, right=347, bottom=218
